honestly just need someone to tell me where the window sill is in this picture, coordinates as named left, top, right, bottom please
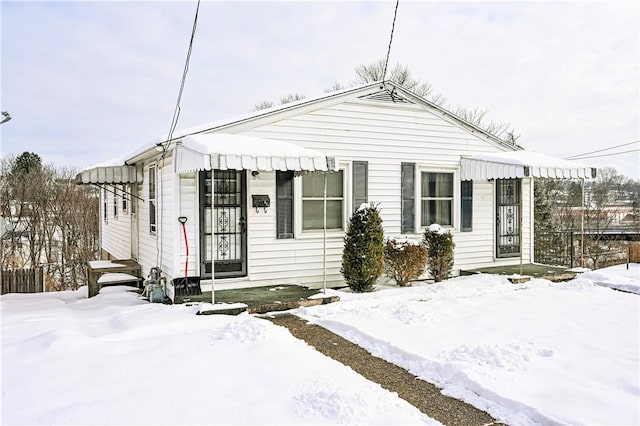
left=297, top=229, right=345, bottom=240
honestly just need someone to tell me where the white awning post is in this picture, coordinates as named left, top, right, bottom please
left=323, top=171, right=327, bottom=294
left=211, top=174, right=216, bottom=304
left=520, top=179, right=524, bottom=275
left=581, top=178, right=585, bottom=268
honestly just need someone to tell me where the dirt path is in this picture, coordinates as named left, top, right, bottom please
left=267, top=314, right=502, bottom=426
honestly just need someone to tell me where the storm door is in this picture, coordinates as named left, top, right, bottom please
left=496, top=179, right=521, bottom=258
left=199, top=170, right=247, bottom=278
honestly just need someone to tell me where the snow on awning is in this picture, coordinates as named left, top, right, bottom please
left=175, top=134, right=338, bottom=174
left=75, top=165, right=141, bottom=185
left=460, top=151, right=597, bottom=180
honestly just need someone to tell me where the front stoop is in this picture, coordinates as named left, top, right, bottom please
left=196, top=295, right=339, bottom=316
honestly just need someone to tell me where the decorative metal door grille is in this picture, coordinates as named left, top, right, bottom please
left=199, top=170, right=247, bottom=278
left=496, top=179, right=521, bottom=257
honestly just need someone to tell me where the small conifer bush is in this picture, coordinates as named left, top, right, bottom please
left=341, top=203, right=385, bottom=292
left=423, top=224, right=455, bottom=282
left=384, top=237, right=428, bottom=286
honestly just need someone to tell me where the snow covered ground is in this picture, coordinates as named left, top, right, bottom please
left=297, top=265, right=640, bottom=425
left=1, top=286, right=435, bottom=425
left=2, top=265, right=638, bottom=425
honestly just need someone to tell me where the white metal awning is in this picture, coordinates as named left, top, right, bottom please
left=460, top=151, right=596, bottom=180
left=75, top=165, right=141, bottom=184
left=175, top=134, right=338, bottom=174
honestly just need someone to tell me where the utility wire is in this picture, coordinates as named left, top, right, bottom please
left=163, top=0, right=201, bottom=153
left=381, top=0, right=400, bottom=82
left=565, top=140, right=640, bottom=159
left=156, top=0, right=201, bottom=268
left=566, top=148, right=640, bottom=160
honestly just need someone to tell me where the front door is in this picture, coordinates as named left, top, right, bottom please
left=199, top=170, right=247, bottom=278
left=496, top=178, right=521, bottom=258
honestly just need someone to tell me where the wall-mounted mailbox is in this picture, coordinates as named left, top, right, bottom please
left=252, top=195, right=270, bottom=212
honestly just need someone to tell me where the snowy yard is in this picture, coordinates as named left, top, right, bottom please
left=2, top=265, right=639, bottom=425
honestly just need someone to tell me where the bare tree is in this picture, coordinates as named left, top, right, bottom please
left=323, top=81, right=346, bottom=93
left=254, top=93, right=307, bottom=111
left=354, top=59, right=446, bottom=105
left=0, top=153, right=99, bottom=290
left=254, top=100, right=274, bottom=111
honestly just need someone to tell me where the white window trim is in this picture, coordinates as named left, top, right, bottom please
left=294, top=162, right=350, bottom=239
left=415, top=166, right=460, bottom=233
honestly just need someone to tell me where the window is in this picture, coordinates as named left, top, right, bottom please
left=302, top=171, right=343, bottom=230
left=103, top=187, right=108, bottom=223
left=149, top=166, right=157, bottom=234
left=276, top=171, right=294, bottom=239
left=461, top=180, right=473, bottom=232
left=421, top=172, right=453, bottom=226
left=401, top=163, right=415, bottom=233
left=113, top=190, right=118, bottom=218
left=352, top=161, right=368, bottom=211
left=122, top=186, right=128, bottom=213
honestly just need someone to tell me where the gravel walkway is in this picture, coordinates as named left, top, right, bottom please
left=267, top=314, right=502, bottom=426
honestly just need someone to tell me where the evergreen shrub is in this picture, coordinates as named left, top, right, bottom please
left=384, top=237, right=428, bottom=286
left=423, top=224, right=455, bottom=282
left=341, top=203, right=384, bottom=292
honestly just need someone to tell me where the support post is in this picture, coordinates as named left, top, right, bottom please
left=323, top=172, right=327, bottom=294
left=581, top=178, right=585, bottom=268
left=211, top=172, right=216, bottom=304
left=519, top=179, right=524, bottom=275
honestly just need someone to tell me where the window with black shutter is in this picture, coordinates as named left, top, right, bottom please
left=352, top=161, right=368, bottom=211
left=461, top=180, right=473, bottom=232
left=401, top=163, right=415, bottom=233
left=276, top=171, right=294, bottom=239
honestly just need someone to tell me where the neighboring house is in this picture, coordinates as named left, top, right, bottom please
left=77, top=81, right=594, bottom=298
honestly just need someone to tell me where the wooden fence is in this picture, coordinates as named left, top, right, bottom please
left=630, top=242, right=640, bottom=263
left=1, top=267, right=44, bottom=295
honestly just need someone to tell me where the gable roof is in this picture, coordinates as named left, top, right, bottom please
left=149, top=81, right=520, bottom=154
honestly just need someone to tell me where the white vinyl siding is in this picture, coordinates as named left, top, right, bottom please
left=100, top=187, right=132, bottom=260
left=112, top=87, right=532, bottom=289
left=227, top=94, right=530, bottom=284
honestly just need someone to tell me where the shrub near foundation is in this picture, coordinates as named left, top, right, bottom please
left=341, top=203, right=385, bottom=293
left=423, top=224, right=455, bottom=282
left=384, top=237, right=427, bottom=286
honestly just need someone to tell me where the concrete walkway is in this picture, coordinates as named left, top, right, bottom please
left=267, top=314, right=503, bottom=426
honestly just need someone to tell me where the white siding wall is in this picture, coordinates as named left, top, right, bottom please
left=135, top=156, right=176, bottom=282
left=122, top=93, right=533, bottom=290
left=216, top=97, right=532, bottom=286
left=101, top=186, right=132, bottom=260
left=177, top=172, right=199, bottom=277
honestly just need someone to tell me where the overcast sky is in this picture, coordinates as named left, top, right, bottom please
left=1, top=1, right=639, bottom=179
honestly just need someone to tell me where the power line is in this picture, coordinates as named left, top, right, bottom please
left=164, top=0, right=201, bottom=152
left=567, top=148, right=640, bottom=160
left=381, top=0, right=400, bottom=82
left=565, top=140, right=640, bottom=159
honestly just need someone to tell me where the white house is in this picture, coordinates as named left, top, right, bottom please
left=77, top=81, right=595, bottom=298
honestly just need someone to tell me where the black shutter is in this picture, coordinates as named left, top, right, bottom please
left=401, top=162, right=415, bottom=233
left=276, top=171, right=294, bottom=239
left=353, top=161, right=368, bottom=211
left=461, top=180, right=473, bottom=232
